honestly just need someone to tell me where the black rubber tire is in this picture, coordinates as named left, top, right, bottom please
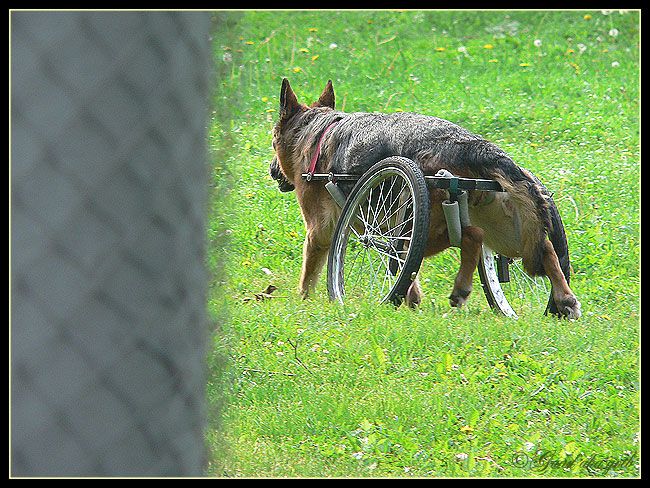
left=327, top=157, right=430, bottom=306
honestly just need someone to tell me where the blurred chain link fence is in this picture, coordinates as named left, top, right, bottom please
left=11, top=11, right=212, bottom=476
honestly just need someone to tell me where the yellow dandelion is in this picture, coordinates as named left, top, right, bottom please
left=519, top=62, right=531, bottom=67
left=460, top=425, right=474, bottom=434
left=299, top=47, right=309, bottom=53
left=311, top=54, right=319, bottom=61
left=245, top=41, right=254, bottom=45
left=242, top=259, right=252, bottom=267
left=488, top=59, right=499, bottom=63
left=261, top=96, right=269, bottom=102
left=288, top=230, right=299, bottom=239
left=530, top=142, right=539, bottom=148
left=292, top=67, right=302, bottom=73
left=583, top=14, right=592, bottom=20
left=435, top=47, right=446, bottom=52
left=483, top=43, right=494, bottom=49
left=566, top=48, right=575, bottom=54
left=308, top=27, right=318, bottom=32
left=265, top=108, right=276, bottom=113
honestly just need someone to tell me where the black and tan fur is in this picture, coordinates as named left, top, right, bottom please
left=270, top=78, right=581, bottom=318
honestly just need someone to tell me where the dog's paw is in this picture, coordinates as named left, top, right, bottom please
left=556, top=295, right=582, bottom=319
left=449, top=288, right=471, bottom=308
left=405, top=280, right=422, bottom=308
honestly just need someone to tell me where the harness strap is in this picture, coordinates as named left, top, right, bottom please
left=306, top=120, right=340, bottom=180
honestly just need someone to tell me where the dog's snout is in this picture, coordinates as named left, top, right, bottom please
left=270, top=156, right=295, bottom=192
left=269, top=156, right=282, bottom=180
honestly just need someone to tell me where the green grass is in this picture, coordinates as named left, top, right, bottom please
left=205, top=10, right=640, bottom=478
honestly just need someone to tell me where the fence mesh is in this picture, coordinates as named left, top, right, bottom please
left=11, top=11, right=212, bottom=476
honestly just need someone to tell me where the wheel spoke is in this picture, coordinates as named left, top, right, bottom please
left=376, top=182, right=410, bottom=231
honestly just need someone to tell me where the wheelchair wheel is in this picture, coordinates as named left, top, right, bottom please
left=327, top=157, right=430, bottom=306
left=477, top=245, right=553, bottom=319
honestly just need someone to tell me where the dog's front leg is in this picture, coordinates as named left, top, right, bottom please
left=298, top=229, right=331, bottom=299
left=449, top=226, right=484, bottom=308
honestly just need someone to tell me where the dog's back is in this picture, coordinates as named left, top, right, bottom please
left=324, top=112, right=511, bottom=178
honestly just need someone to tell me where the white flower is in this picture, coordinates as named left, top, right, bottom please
left=524, top=442, right=535, bottom=451
left=611, top=61, right=620, bottom=67
left=455, top=452, right=469, bottom=462
left=609, top=28, right=619, bottom=37
left=222, top=52, right=233, bottom=63
left=601, top=10, right=612, bottom=15
left=457, top=45, right=467, bottom=53
left=578, top=43, right=587, bottom=53
left=329, top=43, right=338, bottom=49
left=534, top=39, right=542, bottom=47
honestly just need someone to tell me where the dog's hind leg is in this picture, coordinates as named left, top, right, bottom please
left=541, top=239, right=582, bottom=319
left=449, top=226, right=484, bottom=308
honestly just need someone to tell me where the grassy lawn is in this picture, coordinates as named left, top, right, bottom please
left=204, top=10, right=640, bottom=477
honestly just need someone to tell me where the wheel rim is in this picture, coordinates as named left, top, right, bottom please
left=479, top=245, right=552, bottom=318
left=330, top=167, right=417, bottom=304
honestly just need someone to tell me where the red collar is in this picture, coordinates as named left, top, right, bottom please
left=307, top=120, right=339, bottom=176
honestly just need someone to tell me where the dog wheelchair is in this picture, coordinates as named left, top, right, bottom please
left=302, top=156, right=560, bottom=318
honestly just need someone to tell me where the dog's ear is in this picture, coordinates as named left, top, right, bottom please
left=279, top=78, right=301, bottom=120
left=313, top=79, right=335, bottom=109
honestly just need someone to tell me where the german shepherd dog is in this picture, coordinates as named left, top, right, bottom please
left=270, top=78, right=581, bottom=319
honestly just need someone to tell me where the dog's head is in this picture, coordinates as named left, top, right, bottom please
left=269, top=78, right=336, bottom=192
